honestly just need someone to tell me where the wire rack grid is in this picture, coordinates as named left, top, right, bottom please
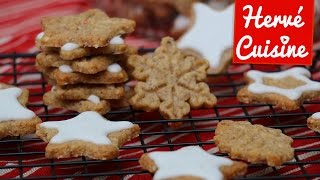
left=0, top=50, right=319, bottom=180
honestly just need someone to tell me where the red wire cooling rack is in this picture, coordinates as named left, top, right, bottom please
left=0, top=50, right=319, bottom=179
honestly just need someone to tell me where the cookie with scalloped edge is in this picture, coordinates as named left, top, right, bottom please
left=214, top=120, right=294, bottom=166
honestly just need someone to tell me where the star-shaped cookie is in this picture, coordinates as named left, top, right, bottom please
left=178, top=2, right=234, bottom=74
left=237, top=67, right=320, bottom=110
left=128, top=37, right=217, bottom=127
left=36, top=111, right=140, bottom=160
left=40, top=9, right=135, bottom=47
left=139, top=146, right=247, bottom=180
left=0, top=83, right=41, bottom=139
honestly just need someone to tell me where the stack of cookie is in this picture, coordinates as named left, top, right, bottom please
left=35, top=9, right=136, bottom=114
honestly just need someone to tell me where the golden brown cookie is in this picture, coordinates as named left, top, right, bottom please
left=214, top=120, right=294, bottom=166
left=237, top=68, right=320, bottom=111
left=139, top=146, right=247, bottom=180
left=40, top=9, right=135, bottom=48
left=36, top=52, right=126, bottom=75
left=36, top=65, right=128, bottom=86
left=0, top=83, right=41, bottom=139
left=36, top=111, right=140, bottom=160
left=307, top=112, right=320, bottom=133
left=128, top=37, right=216, bottom=126
left=58, top=45, right=130, bottom=60
left=51, top=84, right=125, bottom=101
left=109, top=85, right=135, bottom=109
left=37, top=44, right=137, bottom=60
left=43, top=91, right=111, bottom=114
left=183, top=48, right=232, bottom=74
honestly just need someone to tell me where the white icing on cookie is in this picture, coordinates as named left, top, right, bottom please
left=148, top=146, right=232, bottom=180
left=109, top=36, right=124, bottom=45
left=107, top=63, right=122, bottom=73
left=0, top=87, right=35, bottom=122
left=178, top=3, right=234, bottom=69
left=87, top=95, right=100, bottom=104
left=36, top=32, right=44, bottom=40
left=247, top=67, right=320, bottom=100
left=61, top=43, right=80, bottom=51
left=311, top=112, right=320, bottom=119
left=39, top=111, right=134, bottom=145
left=173, top=15, right=190, bottom=31
left=59, top=65, right=73, bottom=73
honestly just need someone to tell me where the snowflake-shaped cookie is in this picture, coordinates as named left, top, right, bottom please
left=237, top=67, right=320, bottom=110
left=128, top=37, right=217, bottom=126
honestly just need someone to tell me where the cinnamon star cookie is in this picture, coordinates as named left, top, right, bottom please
left=0, top=83, right=41, bottom=139
left=39, top=9, right=135, bottom=48
left=36, top=111, right=140, bottom=160
left=237, top=67, right=320, bottom=111
left=139, top=146, right=247, bottom=180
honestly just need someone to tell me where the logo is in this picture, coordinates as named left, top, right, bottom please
left=233, top=0, right=314, bottom=65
